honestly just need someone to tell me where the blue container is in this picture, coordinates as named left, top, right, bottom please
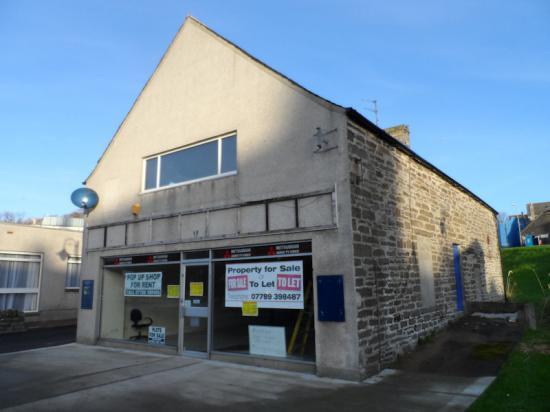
left=499, top=216, right=530, bottom=247
left=498, top=223, right=509, bottom=247
left=525, top=234, right=535, bottom=247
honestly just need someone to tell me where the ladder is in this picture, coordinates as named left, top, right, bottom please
left=287, top=281, right=314, bottom=357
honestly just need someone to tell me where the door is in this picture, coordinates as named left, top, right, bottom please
left=180, top=263, right=210, bottom=354
left=452, top=244, right=465, bottom=311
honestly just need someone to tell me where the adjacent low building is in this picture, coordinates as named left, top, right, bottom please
left=526, top=201, right=550, bottom=221
left=0, top=221, right=83, bottom=326
left=76, top=17, right=504, bottom=379
left=522, top=210, right=550, bottom=245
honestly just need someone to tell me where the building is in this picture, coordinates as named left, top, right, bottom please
left=498, top=214, right=530, bottom=248
left=526, top=201, right=550, bottom=221
left=0, top=222, right=82, bottom=326
left=76, top=17, right=504, bottom=380
left=522, top=210, right=550, bottom=245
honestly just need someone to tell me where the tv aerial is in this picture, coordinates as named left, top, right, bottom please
left=363, top=99, right=379, bottom=125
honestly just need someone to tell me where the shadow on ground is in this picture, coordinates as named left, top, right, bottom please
left=0, top=315, right=523, bottom=412
left=392, top=314, right=523, bottom=377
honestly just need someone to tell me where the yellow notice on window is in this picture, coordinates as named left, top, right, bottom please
left=189, top=282, right=204, bottom=297
left=167, top=285, right=180, bottom=299
left=242, top=301, right=258, bottom=317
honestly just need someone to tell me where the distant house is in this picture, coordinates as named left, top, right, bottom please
left=0, top=221, right=83, bottom=326
left=526, top=202, right=550, bottom=221
left=522, top=210, right=550, bottom=245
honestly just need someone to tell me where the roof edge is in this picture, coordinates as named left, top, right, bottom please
left=0, top=221, right=84, bottom=233
left=82, top=16, right=497, bottom=219
left=187, top=16, right=344, bottom=112
left=84, top=17, right=192, bottom=184
left=345, top=108, right=498, bottom=215
left=84, top=16, right=344, bottom=184
left=521, top=211, right=550, bottom=235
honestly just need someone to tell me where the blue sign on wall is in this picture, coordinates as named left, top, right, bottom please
left=317, top=275, right=345, bottom=322
left=452, top=245, right=464, bottom=311
left=81, top=280, right=94, bottom=310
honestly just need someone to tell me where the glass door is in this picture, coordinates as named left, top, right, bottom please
left=180, top=263, right=210, bottom=354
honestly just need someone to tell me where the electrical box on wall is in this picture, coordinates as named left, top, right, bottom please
left=81, top=280, right=94, bottom=310
left=316, top=275, right=345, bottom=322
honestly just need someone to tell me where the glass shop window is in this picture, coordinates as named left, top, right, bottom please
left=99, top=264, right=180, bottom=347
left=212, top=256, right=315, bottom=362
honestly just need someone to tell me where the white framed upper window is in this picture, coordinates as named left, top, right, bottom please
left=65, top=256, right=81, bottom=290
left=0, top=251, right=42, bottom=313
left=143, top=133, right=237, bottom=191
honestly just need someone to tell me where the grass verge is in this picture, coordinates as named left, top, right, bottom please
left=501, top=245, right=550, bottom=321
left=468, top=329, right=550, bottom=412
left=469, top=246, right=550, bottom=411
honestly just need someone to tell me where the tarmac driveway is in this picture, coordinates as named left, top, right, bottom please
left=0, top=326, right=76, bottom=354
left=0, top=343, right=495, bottom=412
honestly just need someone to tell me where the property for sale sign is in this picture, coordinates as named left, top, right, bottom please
left=225, top=261, right=303, bottom=309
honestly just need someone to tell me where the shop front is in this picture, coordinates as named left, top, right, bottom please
left=98, top=241, right=315, bottom=369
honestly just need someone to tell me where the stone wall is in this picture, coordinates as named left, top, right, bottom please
left=347, top=122, right=503, bottom=376
left=0, top=310, right=27, bottom=334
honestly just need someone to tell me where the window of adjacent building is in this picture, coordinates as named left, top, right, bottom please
left=144, top=134, right=237, bottom=191
left=416, top=237, right=435, bottom=308
left=65, top=256, right=81, bottom=290
left=0, top=252, right=42, bottom=312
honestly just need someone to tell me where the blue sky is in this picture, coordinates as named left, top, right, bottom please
left=0, top=0, right=548, bottom=217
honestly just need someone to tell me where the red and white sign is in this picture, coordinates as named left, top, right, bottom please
left=225, top=261, right=304, bottom=309
left=277, top=274, right=301, bottom=291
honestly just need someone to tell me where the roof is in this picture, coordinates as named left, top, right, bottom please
left=0, top=221, right=83, bottom=233
left=527, top=202, right=550, bottom=219
left=522, top=211, right=550, bottom=235
left=85, top=16, right=497, bottom=215
left=346, top=108, right=497, bottom=214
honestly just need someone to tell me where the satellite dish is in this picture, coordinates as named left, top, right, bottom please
left=71, top=187, right=99, bottom=210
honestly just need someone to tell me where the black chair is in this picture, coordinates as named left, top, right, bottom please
left=129, top=309, right=153, bottom=340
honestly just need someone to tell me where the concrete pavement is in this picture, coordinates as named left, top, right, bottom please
left=0, top=344, right=492, bottom=411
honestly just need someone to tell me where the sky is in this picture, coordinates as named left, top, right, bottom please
left=0, top=0, right=548, bottom=218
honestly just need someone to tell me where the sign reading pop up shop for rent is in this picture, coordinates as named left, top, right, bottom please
left=225, top=261, right=303, bottom=309
left=124, top=272, right=162, bottom=297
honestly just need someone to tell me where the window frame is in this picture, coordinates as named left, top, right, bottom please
left=0, top=250, right=43, bottom=313
left=65, top=255, right=82, bottom=291
left=141, top=132, right=237, bottom=193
